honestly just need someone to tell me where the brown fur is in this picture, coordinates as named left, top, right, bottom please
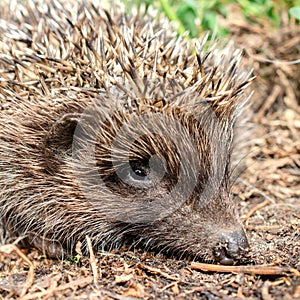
left=0, top=0, right=253, bottom=263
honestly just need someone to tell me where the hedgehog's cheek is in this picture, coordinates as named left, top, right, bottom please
left=213, top=227, right=251, bottom=265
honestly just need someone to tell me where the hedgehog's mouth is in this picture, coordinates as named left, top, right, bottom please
left=213, top=229, right=251, bottom=265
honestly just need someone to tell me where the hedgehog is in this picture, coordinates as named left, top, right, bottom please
left=0, top=0, right=254, bottom=265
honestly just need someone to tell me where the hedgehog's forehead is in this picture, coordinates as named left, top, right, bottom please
left=99, top=99, right=217, bottom=158
left=108, top=79, right=200, bottom=114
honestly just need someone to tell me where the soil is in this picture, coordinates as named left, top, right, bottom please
left=0, top=5, right=299, bottom=300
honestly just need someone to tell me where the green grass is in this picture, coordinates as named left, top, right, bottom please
left=122, top=0, right=300, bottom=37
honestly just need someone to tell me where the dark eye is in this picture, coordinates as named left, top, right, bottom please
left=129, top=166, right=149, bottom=182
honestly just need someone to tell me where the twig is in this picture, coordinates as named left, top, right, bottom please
left=240, top=179, right=276, bottom=204
left=248, top=52, right=300, bottom=65
left=245, top=225, right=281, bottom=231
left=190, top=262, right=300, bottom=276
left=242, top=199, right=270, bottom=223
left=254, top=85, right=281, bottom=122
left=86, top=235, right=99, bottom=285
left=20, top=276, right=94, bottom=300
left=0, top=244, right=34, bottom=297
left=137, top=263, right=180, bottom=281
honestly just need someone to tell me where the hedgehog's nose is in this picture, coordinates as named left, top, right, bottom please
left=213, top=228, right=250, bottom=265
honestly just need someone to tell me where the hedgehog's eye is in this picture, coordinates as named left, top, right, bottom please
left=115, top=155, right=166, bottom=188
left=129, top=166, right=149, bottom=182
left=114, top=161, right=151, bottom=186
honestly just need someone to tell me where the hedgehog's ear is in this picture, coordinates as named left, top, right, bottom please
left=45, top=112, right=80, bottom=151
left=42, top=112, right=80, bottom=174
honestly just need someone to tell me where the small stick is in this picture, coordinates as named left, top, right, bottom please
left=137, top=263, right=180, bottom=281
left=0, top=244, right=34, bottom=297
left=21, top=276, right=94, bottom=300
left=254, top=85, right=281, bottom=122
left=190, top=262, right=300, bottom=276
left=242, top=199, right=270, bottom=223
left=86, top=235, right=99, bottom=285
left=245, top=225, right=281, bottom=231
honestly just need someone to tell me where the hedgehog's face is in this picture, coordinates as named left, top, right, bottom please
left=0, top=0, right=253, bottom=263
left=69, top=98, right=249, bottom=264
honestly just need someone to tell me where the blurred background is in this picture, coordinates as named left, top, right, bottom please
left=120, top=0, right=300, bottom=38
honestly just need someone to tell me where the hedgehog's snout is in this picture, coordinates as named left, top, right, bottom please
left=213, top=228, right=250, bottom=265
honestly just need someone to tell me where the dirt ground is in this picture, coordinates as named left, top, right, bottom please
left=0, top=5, right=299, bottom=300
